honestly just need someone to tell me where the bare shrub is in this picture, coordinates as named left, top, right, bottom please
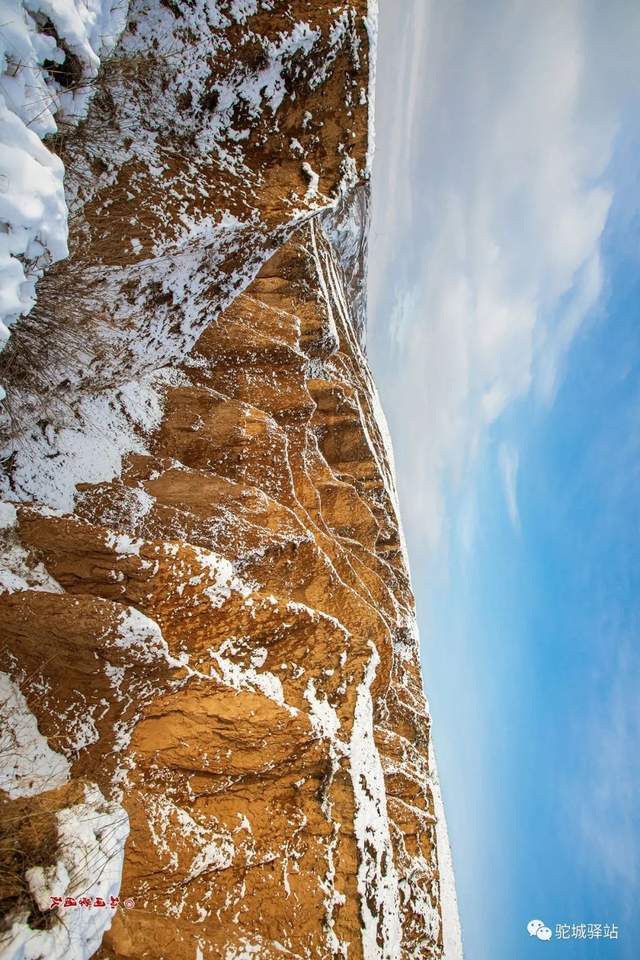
left=0, top=794, right=58, bottom=930
left=0, top=260, right=125, bottom=436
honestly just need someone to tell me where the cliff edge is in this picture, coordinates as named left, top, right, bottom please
left=0, top=2, right=454, bottom=957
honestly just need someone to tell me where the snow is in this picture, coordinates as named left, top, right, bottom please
left=0, top=671, right=70, bottom=797
left=349, top=642, right=402, bottom=960
left=211, top=638, right=293, bottom=713
left=301, top=161, right=320, bottom=201
left=120, top=8, right=322, bottom=160
left=308, top=9, right=359, bottom=94
left=105, top=531, right=144, bottom=556
left=303, top=679, right=340, bottom=740
left=198, top=547, right=240, bottom=606
left=263, top=23, right=322, bottom=113
left=308, top=219, right=340, bottom=353
left=224, top=942, right=262, bottom=960
left=429, top=743, right=464, bottom=960
left=116, top=605, right=187, bottom=671
left=0, top=0, right=128, bottom=366
left=0, top=98, right=67, bottom=333
left=145, top=793, right=234, bottom=886
left=319, top=194, right=461, bottom=956
left=0, top=664, right=132, bottom=956
left=363, top=0, right=379, bottom=175
left=0, top=782, right=129, bottom=960
left=0, top=501, right=16, bottom=528
left=0, top=633, right=130, bottom=959
left=249, top=646, right=267, bottom=668
left=228, top=0, right=258, bottom=24
left=0, top=370, right=168, bottom=512
left=0, top=0, right=371, bottom=509
left=0, top=498, right=63, bottom=592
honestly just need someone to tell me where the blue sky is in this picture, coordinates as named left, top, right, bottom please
left=422, top=221, right=640, bottom=957
left=368, top=2, right=640, bottom=957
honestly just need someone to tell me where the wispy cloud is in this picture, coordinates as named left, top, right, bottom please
left=369, top=0, right=640, bottom=557
left=573, top=633, right=640, bottom=915
left=498, top=444, right=520, bottom=532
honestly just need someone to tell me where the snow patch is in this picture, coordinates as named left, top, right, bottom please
left=304, top=679, right=340, bottom=740
left=0, top=510, right=63, bottom=594
left=0, top=671, right=70, bottom=797
left=0, top=782, right=129, bottom=960
left=145, top=794, right=234, bottom=885
left=429, top=742, right=464, bottom=960
left=0, top=0, right=128, bottom=358
left=228, top=0, right=257, bottom=22
left=301, top=161, right=320, bottom=201
left=212, top=638, right=292, bottom=713
left=116, top=605, right=187, bottom=671
left=350, top=642, right=402, bottom=960
left=363, top=0, right=379, bottom=175
left=0, top=371, right=167, bottom=512
left=0, top=501, right=16, bottom=528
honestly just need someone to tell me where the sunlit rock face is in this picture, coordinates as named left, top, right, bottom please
left=0, top=3, right=447, bottom=958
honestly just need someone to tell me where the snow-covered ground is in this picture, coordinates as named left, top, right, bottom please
left=430, top=742, right=464, bottom=960
left=0, top=781, right=129, bottom=960
left=0, top=671, right=70, bottom=796
left=0, top=0, right=127, bottom=374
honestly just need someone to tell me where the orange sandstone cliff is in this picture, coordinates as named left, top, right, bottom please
left=0, top=2, right=449, bottom=958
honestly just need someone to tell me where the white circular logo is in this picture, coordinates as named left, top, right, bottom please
left=528, top=919, right=552, bottom=941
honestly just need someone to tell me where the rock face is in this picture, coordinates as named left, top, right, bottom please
left=0, top=3, right=449, bottom=958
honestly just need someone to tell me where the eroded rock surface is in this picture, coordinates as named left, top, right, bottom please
left=0, top=3, right=449, bottom=958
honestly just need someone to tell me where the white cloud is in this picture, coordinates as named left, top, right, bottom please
left=574, top=635, right=640, bottom=910
left=498, top=444, right=520, bottom=532
left=368, top=0, right=640, bottom=556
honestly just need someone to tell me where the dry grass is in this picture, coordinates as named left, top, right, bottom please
left=45, top=49, right=179, bottom=175
left=0, top=258, right=132, bottom=440
left=0, top=786, right=129, bottom=933
left=0, top=50, right=168, bottom=438
left=0, top=37, right=255, bottom=445
left=0, top=793, right=58, bottom=930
